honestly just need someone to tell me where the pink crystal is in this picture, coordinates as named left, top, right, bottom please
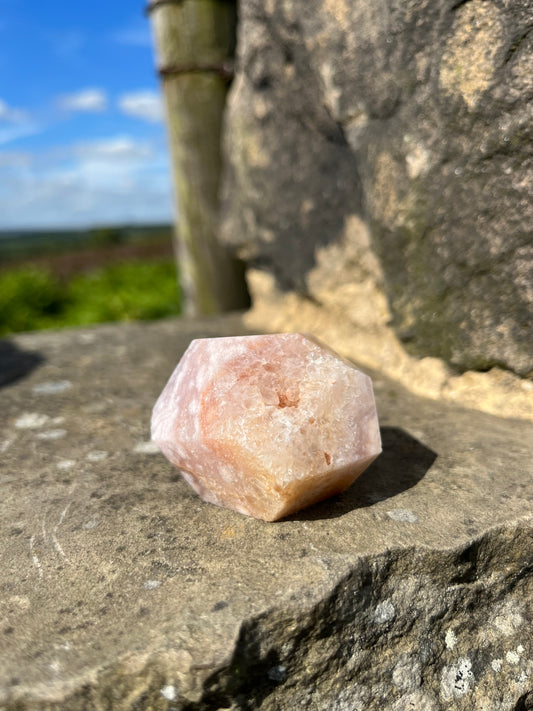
left=151, top=334, right=381, bottom=521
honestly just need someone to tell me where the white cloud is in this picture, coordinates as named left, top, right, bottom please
left=0, top=151, right=31, bottom=168
left=0, top=123, right=40, bottom=146
left=57, top=89, right=108, bottom=113
left=0, top=98, right=27, bottom=123
left=118, top=90, right=163, bottom=123
left=0, top=135, right=173, bottom=229
left=74, top=136, right=153, bottom=161
left=0, top=99, right=38, bottom=145
left=112, top=23, right=153, bottom=48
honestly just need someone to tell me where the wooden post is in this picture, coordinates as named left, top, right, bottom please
left=147, top=0, right=248, bottom=316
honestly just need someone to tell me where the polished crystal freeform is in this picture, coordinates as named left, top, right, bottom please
left=151, top=334, right=381, bottom=521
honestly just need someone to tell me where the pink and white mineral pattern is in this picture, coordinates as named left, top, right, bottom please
left=151, top=334, right=382, bottom=521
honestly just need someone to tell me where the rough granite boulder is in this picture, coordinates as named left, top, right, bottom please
left=221, top=0, right=533, bottom=377
left=1, top=316, right=532, bottom=710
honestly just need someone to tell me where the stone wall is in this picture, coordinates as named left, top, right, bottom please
left=1, top=317, right=532, bottom=710
left=221, top=0, right=533, bottom=378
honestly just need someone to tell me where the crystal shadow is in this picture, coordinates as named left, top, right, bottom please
left=0, top=340, right=44, bottom=388
left=286, top=426, right=437, bottom=521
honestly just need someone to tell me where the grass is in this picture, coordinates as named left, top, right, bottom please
left=0, top=260, right=181, bottom=335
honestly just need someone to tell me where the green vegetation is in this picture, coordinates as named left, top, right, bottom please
left=0, top=268, right=66, bottom=333
left=0, top=260, right=181, bottom=335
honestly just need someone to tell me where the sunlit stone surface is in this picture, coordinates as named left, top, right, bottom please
left=151, top=334, right=381, bottom=521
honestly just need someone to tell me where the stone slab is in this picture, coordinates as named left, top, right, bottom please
left=0, top=316, right=531, bottom=710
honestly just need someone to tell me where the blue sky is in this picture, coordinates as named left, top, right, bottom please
left=0, top=0, right=174, bottom=229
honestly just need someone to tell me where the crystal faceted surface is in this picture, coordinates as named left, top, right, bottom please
left=151, top=334, right=381, bottom=521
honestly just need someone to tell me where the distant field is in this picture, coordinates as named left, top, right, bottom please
left=1, top=234, right=174, bottom=279
left=0, top=225, right=182, bottom=335
left=0, top=224, right=173, bottom=260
